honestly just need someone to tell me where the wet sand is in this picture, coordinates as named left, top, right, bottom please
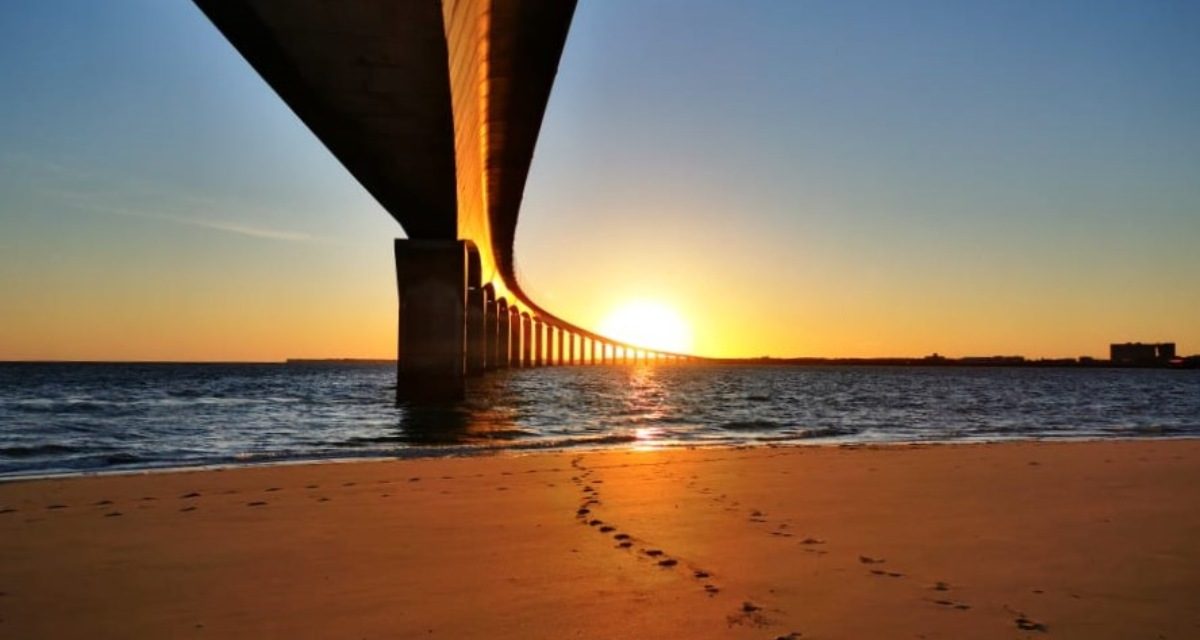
left=2, top=439, right=1198, bottom=638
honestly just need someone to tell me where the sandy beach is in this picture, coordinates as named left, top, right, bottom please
left=1, top=439, right=1197, bottom=638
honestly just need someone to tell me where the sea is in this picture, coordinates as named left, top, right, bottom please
left=1, top=362, right=1197, bottom=478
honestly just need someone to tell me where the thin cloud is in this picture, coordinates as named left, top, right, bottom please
left=50, top=189, right=318, bottom=243
left=145, top=212, right=315, bottom=242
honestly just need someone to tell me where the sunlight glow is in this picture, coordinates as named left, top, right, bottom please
left=599, top=300, right=693, bottom=354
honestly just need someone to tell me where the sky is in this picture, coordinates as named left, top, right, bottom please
left=1, top=0, right=1197, bottom=361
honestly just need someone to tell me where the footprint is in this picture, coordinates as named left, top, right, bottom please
left=0, top=508, right=16, bottom=515
left=576, top=508, right=590, bottom=516
left=46, top=504, right=68, bottom=510
left=93, top=500, right=113, bottom=506
left=932, top=581, right=951, bottom=591
left=657, top=558, right=678, bottom=568
left=704, top=584, right=720, bottom=596
left=588, top=519, right=603, bottom=527
left=305, top=485, right=319, bottom=490
left=693, top=570, right=710, bottom=579
left=599, top=526, right=615, bottom=533
left=1015, top=617, right=1048, bottom=632
left=180, top=492, right=201, bottom=499
left=613, top=533, right=631, bottom=540
left=246, top=501, right=267, bottom=507
left=180, top=506, right=197, bottom=512
left=265, top=488, right=281, bottom=493
left=643, top=549, right=664, bottom=557
left=859, top=555, right=884, bottom=564
left=104, top=512, right=123, bottom=517
left=617, top=541, right=633, bottom=548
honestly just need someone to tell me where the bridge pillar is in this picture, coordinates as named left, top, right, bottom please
left=497, top=298, right=511, bottom=368
left=568, top=332, right=576, bottom=365
left=534, top=318, right=544, bottom=367
left=521, top=313, right=532, bottom=367
left=589, top=339, right=597, bottom=365
left=509, top=306, right=522, bottom=367
left=466, top=247, right=485, bottom=377
left=394, top=239, right=467, bottom=402
left=554, top=327, right=563, bottom=365
left=483, top=284, right=497, bottom=370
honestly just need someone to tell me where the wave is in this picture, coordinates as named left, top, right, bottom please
left=0, top=443, right=82, bottom=458
left=718, top=420, right=787, bottom=431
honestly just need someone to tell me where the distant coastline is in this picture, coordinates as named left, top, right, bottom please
left=2, top=356, right=1194, bottom=369
left=285, top=356, right=1200, bottom=369
left=711, top=355, right=1200, bottom=369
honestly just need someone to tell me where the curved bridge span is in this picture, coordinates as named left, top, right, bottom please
left=195, top=0, right=702, bottom=399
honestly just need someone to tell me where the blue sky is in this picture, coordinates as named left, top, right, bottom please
left=1, top=1, right=1197, bottom=359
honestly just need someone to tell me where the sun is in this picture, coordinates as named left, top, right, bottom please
left=599, top=300, right=693, bottom=354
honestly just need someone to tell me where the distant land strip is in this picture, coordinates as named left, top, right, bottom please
left=286, top=356, right=1200, bottom=369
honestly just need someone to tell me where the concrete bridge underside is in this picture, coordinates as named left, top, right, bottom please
left=195, top=0, right=700, bottom=400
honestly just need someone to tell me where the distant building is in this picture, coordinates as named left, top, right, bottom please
left=1110, top=342, right=1175, bottom=365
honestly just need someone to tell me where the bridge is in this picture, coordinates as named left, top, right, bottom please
left=194, top=0, right=701, bottom=400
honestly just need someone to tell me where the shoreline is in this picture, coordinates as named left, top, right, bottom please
left=3, top=438, right=1198, bottom=638
left=4, top=433, right=1199, bottom=484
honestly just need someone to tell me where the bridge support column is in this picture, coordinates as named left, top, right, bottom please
left=509, top=306, right=522, bottom=367
left=497, top=299, right=511, bottom=368
left=394, top=239, right=467, bottom=403
left=483, top=285, right=497, bottom=370
left=466, top=248, right=484, bottom=376
left=568, top=332, right=576, bottom=365
left=555, top=327, right=563, bottom=366
left=521, top=313, right=532, bottom=367
left=590, top=339, right=597, bottom=365
left=534, top=319, right=544, bottom=367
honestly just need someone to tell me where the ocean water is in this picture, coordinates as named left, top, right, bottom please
left=1, top=362, right=1197, bottom=478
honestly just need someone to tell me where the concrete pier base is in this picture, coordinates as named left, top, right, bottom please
left=534, top=319, right=544, bottom=367
left=509, top=306, right=522, bottom=367
left=394, top=239, right=467, bottom=403
left=521, top=313, right=532, bottom=367
left=483, top=285, right=497, bottom=370
left=497, top=299, right=511, bottom=368
left=465, top=247, right=485, bottom=376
